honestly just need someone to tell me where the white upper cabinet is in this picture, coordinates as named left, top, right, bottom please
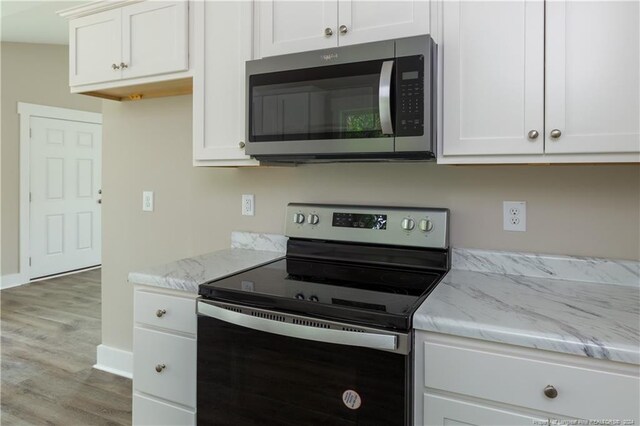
left=442, top=0, right=544, bottom=156
left=192, top=1, right=258, bottom=166
left=121, top=2, right=189, bottom=80
left=545, top=1, right=640, bottom=154
left=69, top=10, right=122, bottom=86
left=337, top=1, right=429, bottom=47
left=257, top=0, right=429, bottom=58
left=439, top=0, right=639, bottom=163
left=62, top=1, right=191, bottom=101
left=258, top=1, right=338, bottom=57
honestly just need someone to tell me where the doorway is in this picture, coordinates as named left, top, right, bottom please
left=18, top=103, right=103, bottom=283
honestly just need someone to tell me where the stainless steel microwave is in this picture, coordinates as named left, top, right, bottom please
left=245, top=35, right=437, bottom=163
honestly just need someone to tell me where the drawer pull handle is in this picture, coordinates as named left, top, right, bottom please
left=544, top=385, right=558, bottom=399
left=155, top=364, right=166, bottom=373
left=156, top=309, right=167, bottom=318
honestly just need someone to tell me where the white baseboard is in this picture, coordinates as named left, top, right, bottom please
left=1, top=273, right=28, bottom=290
left=94, top=344, right=133, bottom=379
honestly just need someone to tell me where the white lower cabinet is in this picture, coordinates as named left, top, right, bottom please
left=424, top=393, right=547, bottom=426
left=133, top=287, right=198, bottom=426
left=133, top=393, right=196, bottom=426
left=415, top=331, right=640, bottom=426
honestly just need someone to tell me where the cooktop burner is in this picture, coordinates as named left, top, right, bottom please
left=199, top=203, right=450, bottom=331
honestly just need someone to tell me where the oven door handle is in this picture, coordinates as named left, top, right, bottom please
left=198, top=302, right=399, bottom=352
left=379, top=60, right=394, bottom=135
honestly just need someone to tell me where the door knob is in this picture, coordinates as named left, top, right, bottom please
left=324, top=27, right=333, bottom=36
left=527, top=130, right=539, bottom=140
left=550, top=129, right=562, bottom=140
left=339, top=25, right=348, bottom=34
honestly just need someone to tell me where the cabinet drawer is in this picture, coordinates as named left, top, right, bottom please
left=134, top=327, right=196, bottom=408
left=134, top=290, right=196, bottom=334
left=133, top=393, right=195, bottom=426
left=424, top=340, right=640, bottom=421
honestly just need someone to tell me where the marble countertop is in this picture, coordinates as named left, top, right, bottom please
left=128, top=248, right=284, bottom=293
left=414, top=268, right=640, bottom=365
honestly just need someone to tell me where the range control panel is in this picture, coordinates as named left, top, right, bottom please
left=286, top=203, right=449, bottom=249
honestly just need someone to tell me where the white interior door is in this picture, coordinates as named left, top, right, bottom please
left=29, top=117, right=102, bottom=279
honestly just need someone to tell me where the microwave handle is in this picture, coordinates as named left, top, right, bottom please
left=379, top=60, right=394, bottom=135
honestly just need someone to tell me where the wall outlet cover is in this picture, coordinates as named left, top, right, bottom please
left=503, top=201, right=526, bottom=232
left=143, top=191, right=154, bottom=212
left=242, top=194, right=255, bottom=216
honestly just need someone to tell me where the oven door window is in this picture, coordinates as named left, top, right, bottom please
left=198, top=316, right=407, bottom=425
left=249, top=59, right=393, bottom=142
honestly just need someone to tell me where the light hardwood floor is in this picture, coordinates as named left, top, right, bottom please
left=1, top=269, right=132, bottom=425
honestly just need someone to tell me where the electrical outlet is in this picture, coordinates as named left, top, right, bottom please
left=503, top=201, right=526, bottom=232
left=242, top=194, right=255, bottom=216
left=142, top=191, right=154, bottom=212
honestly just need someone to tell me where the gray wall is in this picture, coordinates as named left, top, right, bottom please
left=103, top=95, right=639, bottom=352
left=0, top=42, right=102, bottom=275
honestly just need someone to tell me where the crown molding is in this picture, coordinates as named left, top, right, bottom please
left=57, top=0, right=144, bottom=19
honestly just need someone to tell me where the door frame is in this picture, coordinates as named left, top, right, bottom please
left=12, top=102, right=102, bottom=287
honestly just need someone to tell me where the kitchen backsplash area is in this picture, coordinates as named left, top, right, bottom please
left=101, top=94, right=640, bottom=353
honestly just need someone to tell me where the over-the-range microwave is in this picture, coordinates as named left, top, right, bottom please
left=245, top=35, right=437, bottom=163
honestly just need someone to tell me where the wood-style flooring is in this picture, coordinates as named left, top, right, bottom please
left=1, top=269, right=132, bottom=425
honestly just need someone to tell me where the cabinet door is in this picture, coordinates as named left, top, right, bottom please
left=121, top=1, right=188, bottom=80
left=423, top=393, right=547, bottom=426
left=545, top=1, right=640, bottom=154
left=193, top=1, right=258, bottom=166
left=442, top=1, right=544, bottom=156
left=69, top=10, right=122, bottom=86
left=337, top=1, right=428, bottom=47
left=258, top=0, right=338, bottom=57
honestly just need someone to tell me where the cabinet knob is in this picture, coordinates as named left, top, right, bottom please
left=543, top=385, right=558, bottom=399
left=112, top=63, right=120, bottom=70
left=155, top=364, right=166, bottom=373
left=120, top=62, right=128, bottom=69
left=550, top=129, right=562, bottom=140
left=527, top=130, right=539, bottom=140
left=156, top=309, right=167, bottom=318
left=339, top=25, right=348, bottom=35
left=239, top=141, right=246, bottom=149
left=324, top=27, right=333, bottom=37
left=97, top=199, right=102, bottom=204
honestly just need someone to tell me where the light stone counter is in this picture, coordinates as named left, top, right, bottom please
left=415, top=250, right=640, bottom=365
left=128, top=232, right=286, bottom=293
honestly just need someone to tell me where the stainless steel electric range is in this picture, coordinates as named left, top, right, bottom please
left=197, top=203, right=450, bottom=425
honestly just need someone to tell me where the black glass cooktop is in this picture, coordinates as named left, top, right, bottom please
left=199, top=258, right=444, bottom=331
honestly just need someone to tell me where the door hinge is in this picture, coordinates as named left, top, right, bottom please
left=29, top=257, right=32, bottom=266
left=29, top=192, right=32, bottom=202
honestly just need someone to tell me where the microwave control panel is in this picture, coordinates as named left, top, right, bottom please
left=396, top=55, right=424, bottom=137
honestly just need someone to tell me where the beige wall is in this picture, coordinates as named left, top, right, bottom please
left=0, top=42, right=102, bottom=275
left=103, top=95, right=639, bottom=352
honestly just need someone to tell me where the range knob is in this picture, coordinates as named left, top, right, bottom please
left=401, top=217, right=415, bottom=231
left=307, top=214, right=319, bottom=225
left=309, top=295, right=319, bottom=302
left=419, top=219, right=434, bottom=232
left=293, top=213, right=305, bottom=224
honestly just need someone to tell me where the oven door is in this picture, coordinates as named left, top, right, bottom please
left=197, top=300, right=411, bottom=426
left=246, top=58, right=396, bottom=158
